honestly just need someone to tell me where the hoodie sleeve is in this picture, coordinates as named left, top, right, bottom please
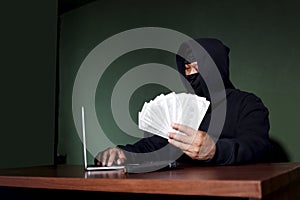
left=116, top=134, right=169, bottom=163
left=117, top=134, right=168, bottom=153
left=205, top=94, right=273, bottom=165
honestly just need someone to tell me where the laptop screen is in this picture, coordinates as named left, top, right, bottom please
left=81, top=106, right=125, bottom=171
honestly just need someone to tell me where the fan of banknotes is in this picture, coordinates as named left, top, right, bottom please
left=138, top=92, right=210, bottom=139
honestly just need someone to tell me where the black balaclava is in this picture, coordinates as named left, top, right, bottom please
left=176, top=38, right=235, bottom=100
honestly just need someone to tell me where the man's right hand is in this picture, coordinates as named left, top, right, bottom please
left=94, top=147, right=127, bottom=167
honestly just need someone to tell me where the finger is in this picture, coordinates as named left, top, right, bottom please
left=168, top=138, right=190, bottom=151
left=172, top=123, right=197, bottom=136
left=101, top=149, right=109, bottom=166
left=168, top=132, right=191, bottom=145
left=116, top=149, right=127, bottom=165
left=95, top=152, right=102, bottom=165
left=94, top=157, right=101, bottom=165
left=169, top=131, right=199, bottom=146
left=107, top=149, right=118, bottom=166
left=117, top=148, right=126, bottom=158
left=117, top=158, right=125, bottom=165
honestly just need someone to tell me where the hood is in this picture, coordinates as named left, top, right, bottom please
left=176, top=38, right=235, bottom=100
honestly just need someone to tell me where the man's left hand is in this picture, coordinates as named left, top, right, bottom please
left=168, top=123, right=216, bottom=160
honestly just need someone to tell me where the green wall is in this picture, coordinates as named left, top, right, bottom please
left=59, top=0, right=300, bottom=164
left=0, top=0, right=57, bottom=168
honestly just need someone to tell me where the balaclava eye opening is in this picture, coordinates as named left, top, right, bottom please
left=176, top=38, right=235, bottom=100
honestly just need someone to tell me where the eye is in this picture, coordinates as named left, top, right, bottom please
left=185, top=64, right=191, bottom=70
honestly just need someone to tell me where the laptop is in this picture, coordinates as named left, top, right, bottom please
left=81, top=106, right=125, bottom=171
left=81, top=106, right=177, bottom=173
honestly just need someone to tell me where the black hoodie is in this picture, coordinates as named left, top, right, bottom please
left=117, top=38, right=272, bottom=165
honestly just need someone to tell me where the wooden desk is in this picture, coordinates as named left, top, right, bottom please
left=0, top=163, right=300, bottom=200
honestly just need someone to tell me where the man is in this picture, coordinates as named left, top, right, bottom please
left=95, top=38, right=272, bottom=167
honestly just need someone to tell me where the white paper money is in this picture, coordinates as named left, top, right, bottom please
left=138, top=92, right=210, bottom=139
